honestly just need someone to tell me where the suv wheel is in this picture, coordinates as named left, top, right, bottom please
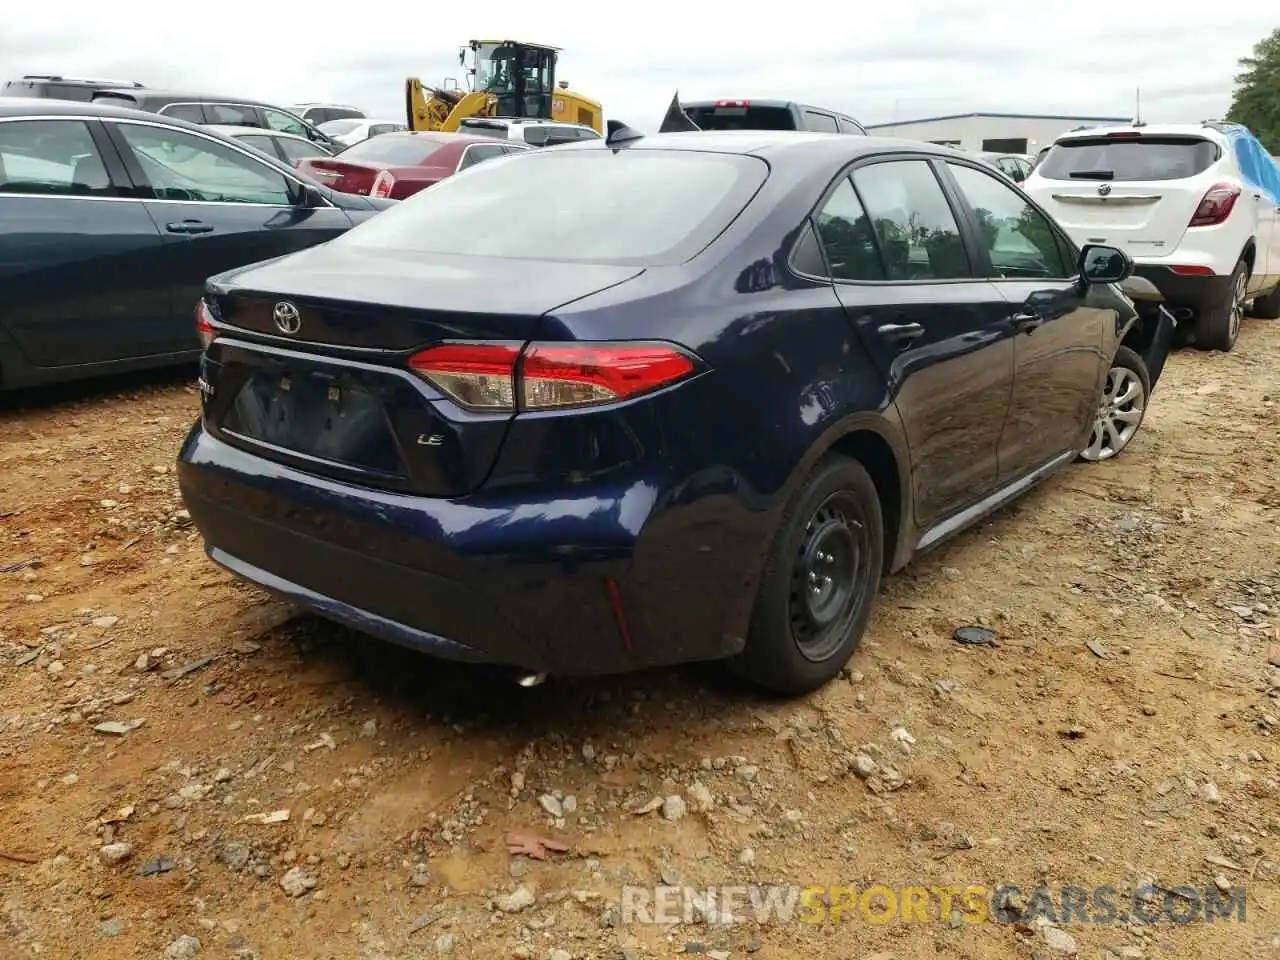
left=731, top=455, right=883, bottom=696
left=1079, top=346, right=1150, bottom=462
left=1250, top=283, right=1280, bottom=320
left=1195, top=259, right=1247, bottom=351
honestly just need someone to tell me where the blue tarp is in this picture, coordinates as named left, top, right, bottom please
left=1222, top=123, right=1280, bottom=205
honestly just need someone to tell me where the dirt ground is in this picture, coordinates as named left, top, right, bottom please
left=2, top=318, right=1278, bottom=960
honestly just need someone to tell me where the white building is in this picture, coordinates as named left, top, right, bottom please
left=864, top=112, right=1132, bottom=155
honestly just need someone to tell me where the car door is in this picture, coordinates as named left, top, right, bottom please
left=0, top=116, right=170, bottom=367
left=106, top=119, right=355, bottom=341
left=941, top=159, right=1110, bottom=481
left=816, top=158, right=1016, bottom=530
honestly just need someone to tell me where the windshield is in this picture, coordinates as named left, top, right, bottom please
left=319, top=119, right=363, bottom=136
left=335, top=148, right=769, bottom=266
left=1037, top=136, right=1220, bottom=181
left=338, top=136, right=449, bottom=166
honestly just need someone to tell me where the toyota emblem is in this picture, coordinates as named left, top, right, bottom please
left=273, top=301, right=302, bottom=335
left=1097, top=183, right=1112, bottom=197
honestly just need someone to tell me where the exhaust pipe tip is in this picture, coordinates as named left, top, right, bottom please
left=516, top=672, right=547, bottom=688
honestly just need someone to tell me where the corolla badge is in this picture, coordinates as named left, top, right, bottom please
left=1097, top=183, right=1112, bottom=197
left=273, top=301, right=302, bottom=335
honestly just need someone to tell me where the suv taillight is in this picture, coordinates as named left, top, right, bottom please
left=195, top=300, right=215, bottom=349
left=1188, top=183, right=1240, bottom=227
left=370, top=170, right=396, bottom=198
left=408, top=342, right=698, bottom=412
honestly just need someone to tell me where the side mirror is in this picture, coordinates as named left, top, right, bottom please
left=293, top=182, right=326, bottom=208
left=1078, top=243, right=1133, bottom=284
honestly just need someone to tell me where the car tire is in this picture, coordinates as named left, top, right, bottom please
left=730, top=455, right=884, bottom=696
left=1251, top=283, right=1280, bottom=320
left=1078, top=345, right=1151, bottom=462
left=1194, top=259, right=1247, bottom=351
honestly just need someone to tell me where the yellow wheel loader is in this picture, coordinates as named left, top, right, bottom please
left=405, top=40, right=603, bottom=135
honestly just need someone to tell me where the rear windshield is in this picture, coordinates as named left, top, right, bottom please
left=2, top=81, right=97, bottom=101
left=684, top=104, right=797, bottom=131
left=337, top=135, right=449, bottom=166
left=1037, top=136, right=1220, bottom=181
left=318, top=119, right=362, bottom=136
left=337, top=149, right=768, bottom=266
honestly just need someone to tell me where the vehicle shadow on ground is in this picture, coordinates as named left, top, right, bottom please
left=0, top=365, right=197, bottom=412
left=251, top=475, right=1070, bottom=751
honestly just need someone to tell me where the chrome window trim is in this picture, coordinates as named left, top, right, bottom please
left=0, top=113, right=333, bottom=208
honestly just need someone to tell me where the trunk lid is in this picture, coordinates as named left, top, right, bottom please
left=201, top=245, right=644, bottom=497
left=1027, top=134, right=1222, bottom=254
left=297, top=157, right=384, bottom=196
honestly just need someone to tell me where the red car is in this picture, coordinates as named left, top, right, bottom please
left=296, top=131, right=531, bottom=200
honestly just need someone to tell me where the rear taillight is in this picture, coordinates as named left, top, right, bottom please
left=407, top=342, right=697, bottom=412
left=1188, top=183, right=1240, bottom=227
left=370, top=171, right=396, bottom=198
left=195, top=300, right=215, bottom=349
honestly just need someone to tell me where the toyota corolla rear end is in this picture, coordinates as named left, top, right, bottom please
left=177, top=143, right=772, bottom=677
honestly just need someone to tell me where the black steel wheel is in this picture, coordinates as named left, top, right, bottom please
left=731, top=455, right=884, bottom=696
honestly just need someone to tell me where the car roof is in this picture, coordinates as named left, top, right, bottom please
left=204, top=124, right=310, bottom=142
left=1053, top=122, right=1226, bottom=144
left=363, top=130, right=517, bottom=146
left=550, top=129, right=957, bottom=160
left=0, top=96, right=203, bottom=123
left=92, top=87, right=280, bottom=108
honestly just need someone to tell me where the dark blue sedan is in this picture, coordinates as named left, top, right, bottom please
left=0, top=98, right=392, bottom=389
left=177, top=128, right=1171, bottom=695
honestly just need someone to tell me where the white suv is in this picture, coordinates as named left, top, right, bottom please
left=455, top=117, right=601, bottom=147
left=1024, top=122, right=1280, bottom=351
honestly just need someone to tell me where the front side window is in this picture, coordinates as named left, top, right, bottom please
left=261, top=108, right=309, bottom=138
left=947, top=162, right=1069, bottom=279
left=116, top=123, right=293, bottom=205
left=851, top=160, right=971, bottom=280
left=233, top=134, right=279, bottom=159
left=812, top=177, right=883, bottom=281
left=337, top=149, right=769, bottom=266
left=0, top=119, right=113, bottom=196
left=278, top=138, right=328, bottom=163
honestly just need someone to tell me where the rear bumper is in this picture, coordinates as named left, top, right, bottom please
left=1132, top=264, right=1231, bottom=316
left=176, top=422, right=754, bottom=675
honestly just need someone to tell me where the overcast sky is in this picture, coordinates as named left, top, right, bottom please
left=1, top=4, right=1272, bottom=130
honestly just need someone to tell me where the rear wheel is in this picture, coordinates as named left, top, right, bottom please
left=1251, top=284, right=1280, bottom=320
left=1194, top=259, right=1247, bottom=351
left=730, top=455, right=883, bottom=696
left=1078, top=346, right=1150, bottom=462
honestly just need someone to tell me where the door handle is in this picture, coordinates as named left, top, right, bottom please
left=165, top=220, right=215, bottom=235
left=1012, top=312, right=1043, bottom=334
left=876, top=321, right=924, bottom=343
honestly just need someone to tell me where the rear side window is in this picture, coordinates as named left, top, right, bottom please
left=278, top=138, right=329, bottom=163
left=851, top=160, right=971, bottom=281
left=804, top=111, right=838, bottom=133
left=1037, top=136, right=1220, bottom=182
left=339, top=136, right=450, bottom=165
left=837, top=117, right=865, bottom=135
left=159, top=103, right=206, bottom=123
left=5, top=81, right=98, bottom=101
left=368, top=123, right=403, bottom=137
left=203, top=103, right=260, bottom=127
left=812, top=178, right=884, bottom=281
left=685, top=104, right=797, bottom=131
left=338, top=149, right=769, bottom=266
left=306, top=107, right=363, bottom=125
left=0, top=119, right=114, bottom=196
